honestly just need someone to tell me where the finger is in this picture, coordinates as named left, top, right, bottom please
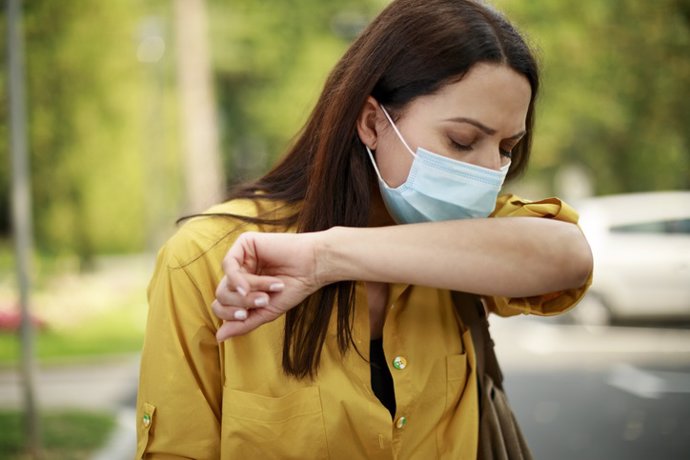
left=215, top=274, right=250, bottom=301
left=215, top=274, right=284, bottom=305
left=239, top=273, right=285, bottom=293
left=216, top=309, right=273, bottom=341
left=222, top=235, right=259, bottom=296
left=214, top=289, right=271, bottom=311
left=222, top=252, right=251, bottom=297
left=220, top=269, right=285, bottom=298
left=211, top=300, right=249, bottom=321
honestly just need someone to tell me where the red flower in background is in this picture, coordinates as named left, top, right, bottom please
left=0, top=306, right=46, bottom=332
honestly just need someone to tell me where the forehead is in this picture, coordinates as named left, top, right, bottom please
left=404, top=63, right=532, bottom=129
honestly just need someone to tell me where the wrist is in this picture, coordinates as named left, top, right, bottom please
left=313, top=226, right=348, bottom=285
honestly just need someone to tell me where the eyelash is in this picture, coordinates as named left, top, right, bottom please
left=450, top=140, right=472, bottom=152
left=450, top=140, right=514, bottom=159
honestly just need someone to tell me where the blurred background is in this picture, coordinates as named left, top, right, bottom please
left=0, top=0, right=688, bottom=458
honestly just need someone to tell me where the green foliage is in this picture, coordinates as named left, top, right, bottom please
left=1, top=0, right=182, bottom=261
left=495, top=0, right=690, bottom=194
left=23, top=2, right=147, bottom=257
left=0, top=410, right=115, bottom=459
left=0, top=12, right=12, bottom=237
left=1, top=0, right=687, bottom=260
left=209, top=0, right=382, bottom=184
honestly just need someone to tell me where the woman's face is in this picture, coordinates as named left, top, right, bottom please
left=369, top=63, right=532, bottom=188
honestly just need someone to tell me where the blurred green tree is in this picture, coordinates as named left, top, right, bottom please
left=0, top=0, right=687, bottom=264
left=0, top=0, right=182, bottom=266
left=208, top=0, right=381, bottom=185
left=496, top=0, right=690, bottom=194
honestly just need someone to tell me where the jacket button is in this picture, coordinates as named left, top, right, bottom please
left=393, top=356, right=407, bottom=370
left=142, top=414, right=151, bottom=427
left=395, top=416, right=407, bottom=429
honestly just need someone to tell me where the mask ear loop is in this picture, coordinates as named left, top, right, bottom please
left=380, top=106, right=417, bottom=158
left=365, top=145, right=395, bottom=190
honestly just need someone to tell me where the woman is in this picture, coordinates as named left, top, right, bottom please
left=137, top=0, right=593, bottom=458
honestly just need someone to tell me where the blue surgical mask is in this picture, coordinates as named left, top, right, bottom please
left=365, top=106, right=509, bottom=224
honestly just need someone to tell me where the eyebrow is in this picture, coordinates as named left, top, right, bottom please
left=445, top=117, right=526, bottom=140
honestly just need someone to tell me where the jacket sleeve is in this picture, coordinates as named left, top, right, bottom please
left=136, top=241, right=223, bottom=459
left=483, top=194, right=593, bottom=317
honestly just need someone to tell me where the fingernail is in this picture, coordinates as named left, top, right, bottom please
left=237, top=286, right=248, bottom=297
left=234, top=309, right=247, bottom=320
left=269, top=282, right=285, bottom=292
left=254, top=297, right=268, bottom=307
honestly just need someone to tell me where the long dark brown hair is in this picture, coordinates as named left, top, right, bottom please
left=216, top=0, right=540, bottom=379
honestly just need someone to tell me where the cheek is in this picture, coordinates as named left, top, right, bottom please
left=376, top=146, right=414, bottom=188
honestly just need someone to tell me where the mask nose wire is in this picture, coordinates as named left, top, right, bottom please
left=380, top=106, right=417, bottom=158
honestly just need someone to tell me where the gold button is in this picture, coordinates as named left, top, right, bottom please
left=393, top=356, right=407, bottom=370
left=395, top=416, right=407, bottom=429
left=142, top=414, right=151, bottom=427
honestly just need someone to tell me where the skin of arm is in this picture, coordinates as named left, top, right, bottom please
left=319, top=217, right=592, bottom=296
left=213, top=216, right=593, bottom=340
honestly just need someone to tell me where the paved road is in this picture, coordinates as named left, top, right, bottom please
left=491, top=316, right=690, bottom=460
left=0, top=354, right=139, bottom=410
left=0, top=354, right=139, bottom=460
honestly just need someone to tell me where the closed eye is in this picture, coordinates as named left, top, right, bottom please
left=449, top=139, right=472, bottom=152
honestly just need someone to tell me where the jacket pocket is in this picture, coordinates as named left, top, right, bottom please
left=446, top=330, right=472, bottom=408
left=221, top=385, right=328, bottom=459
left=135, top=402, right=156, bottom=459
left=446, top=352, right=469, bottom=382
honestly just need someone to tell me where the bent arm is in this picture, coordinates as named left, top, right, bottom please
left=318, top=216, right=592, bottom=297
left=214, top=195, right=593, bottom=339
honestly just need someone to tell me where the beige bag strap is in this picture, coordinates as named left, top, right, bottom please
left=452, top=291, right=534, bottom=460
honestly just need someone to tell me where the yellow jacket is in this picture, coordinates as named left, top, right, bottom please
left=136, top=194, right=591, bottom=459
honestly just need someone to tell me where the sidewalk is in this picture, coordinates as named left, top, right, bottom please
left=0, top=353, right=140, bottom=459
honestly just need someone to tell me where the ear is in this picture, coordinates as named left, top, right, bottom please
left=356, top=96, right=382, bottom=150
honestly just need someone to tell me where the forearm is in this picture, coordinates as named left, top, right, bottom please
left=317, top=217, right=592, bottom=297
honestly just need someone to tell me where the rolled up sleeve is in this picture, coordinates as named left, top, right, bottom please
left=136, top=243, right=223, bottom=459
left=483, top=194, right=593, bottom=317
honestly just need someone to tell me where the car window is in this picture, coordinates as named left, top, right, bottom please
left=611, top=218, right=690, bottom=234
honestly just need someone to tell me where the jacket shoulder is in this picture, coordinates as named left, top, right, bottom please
left=161, top=199, right=268, bottom=270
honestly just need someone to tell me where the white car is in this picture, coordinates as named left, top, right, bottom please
left=569, top=191, right=690, bottom=326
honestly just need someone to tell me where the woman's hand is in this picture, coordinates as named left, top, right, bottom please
left=213, top=231, right=324, bottom=341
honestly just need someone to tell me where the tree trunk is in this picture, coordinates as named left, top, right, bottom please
left=173, top=0, right=225, bottom=213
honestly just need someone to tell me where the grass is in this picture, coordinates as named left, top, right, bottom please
left=0, top=247, right=151, bottom=366
left=0, top=409, right=116, bottom=459
left=0, top=294, right=146, bottom=366
left=0, top=247, right=145, bottom=458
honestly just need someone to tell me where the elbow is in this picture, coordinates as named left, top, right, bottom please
left=569, top=249, right=593, bottom=290
left=562, top=225, right=594, bottom=289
